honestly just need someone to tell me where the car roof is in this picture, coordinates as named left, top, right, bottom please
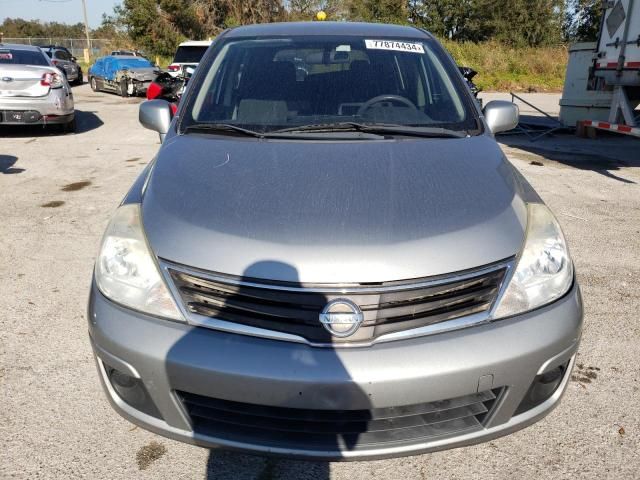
left=178, top=40, right=213, bottom=47
left=0, top=43, right=44, bottom=52
left=225, top=21, right=430, bottom=39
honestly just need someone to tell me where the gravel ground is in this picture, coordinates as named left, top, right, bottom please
left=1, top=86, right=638, bottom=479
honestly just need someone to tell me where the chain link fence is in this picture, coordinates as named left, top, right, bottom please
left=0, top=38, right=118, bottom=59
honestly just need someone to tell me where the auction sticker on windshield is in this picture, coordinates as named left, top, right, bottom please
left=365, top=40, right=425, bottom=54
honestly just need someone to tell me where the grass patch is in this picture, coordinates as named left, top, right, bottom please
left=442, top=40, right=568, bottom=92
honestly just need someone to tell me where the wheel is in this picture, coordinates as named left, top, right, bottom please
left=90, top=76, right=98, bottom=92
left=74, top=70, right=83, bottom=85
left=119, top=78, right=129, bottom=97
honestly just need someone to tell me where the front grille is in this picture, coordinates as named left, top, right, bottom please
left=178, top=389, right=502, bottom=451
left=168, top=262, right=507, bottom=343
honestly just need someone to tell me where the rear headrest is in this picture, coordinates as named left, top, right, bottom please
left=268, top=61, right=296, bottom=85
left=242, top=61, right=296, bottom=99
left=350, top=60, right=372, bottom=78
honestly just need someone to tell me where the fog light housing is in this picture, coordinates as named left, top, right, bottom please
left=515, top=361, right=569, bottom=415
left=104, top=364, right=162, bottom=419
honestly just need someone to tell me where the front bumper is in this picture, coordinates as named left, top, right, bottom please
left=88, top=282, right=582, bottom=460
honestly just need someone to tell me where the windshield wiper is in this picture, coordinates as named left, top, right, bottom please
left=183, top=123, right=266, bottom=138
left=183, top=122, right=384, bottom=140
left=274, top=122, right=467, bottom=138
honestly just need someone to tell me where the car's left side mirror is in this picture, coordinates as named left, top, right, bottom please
left=483, top=100, right=519, bottom=134
left=71, top=56, right=77, bottom=62
left=139, top=100, right=172, bottom=143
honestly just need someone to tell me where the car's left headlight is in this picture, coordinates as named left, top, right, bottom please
left=493, top=203, right=574, bottom=318
left=95, top=203, right=183, bottom=321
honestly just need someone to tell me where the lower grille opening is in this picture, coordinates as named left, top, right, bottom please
left=178, top=389, right=503, bottom=451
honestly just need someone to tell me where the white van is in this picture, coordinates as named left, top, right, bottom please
left=167, top=40, right=213, bottom=77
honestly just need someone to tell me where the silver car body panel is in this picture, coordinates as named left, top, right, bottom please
left=143, top=135, right=528, bottom=284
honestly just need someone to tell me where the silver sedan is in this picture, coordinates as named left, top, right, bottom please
left=0, top=44, right=75, bottom=133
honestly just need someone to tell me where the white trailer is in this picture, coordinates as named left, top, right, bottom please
left=592, top=0, right=640, bottom=129
left=594, top=0, right=640, bottom=86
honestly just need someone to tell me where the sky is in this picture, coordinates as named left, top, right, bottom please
left=0, top=0, right=121, bottom=28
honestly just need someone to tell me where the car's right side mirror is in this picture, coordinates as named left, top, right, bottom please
left=139, top=99, right=173, bottom=142
left=483, top=100, right=519, bottom=134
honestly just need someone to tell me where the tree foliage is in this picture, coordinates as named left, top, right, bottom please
left=0, top=18, right=86, bottom=38
left=563, top=0, right=603, bottom=41
left=477, top=0, right=564, bottom=47
left=408, top=0, right=488, bottom=41
left=348, top=0, right=408, bottom=24
left=1, top=0, right=593, bottom=57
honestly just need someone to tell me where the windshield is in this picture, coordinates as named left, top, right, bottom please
left=184, top=36, right=477, bottom=134
left=174, top=46, right=209, bottom=64
left=0, top=49, right=49, bottom=66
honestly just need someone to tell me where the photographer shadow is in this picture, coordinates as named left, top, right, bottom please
left=166, top=260, right=372, bottom=480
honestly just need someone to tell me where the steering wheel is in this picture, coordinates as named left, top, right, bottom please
left=357, top=95, right=418, bottom=116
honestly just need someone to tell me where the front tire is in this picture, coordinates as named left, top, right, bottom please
left=119, top=78, right=129, bottom=98
left=90, top=76, right=98, bottom=92
left=74, top=70, right=83, bottom=85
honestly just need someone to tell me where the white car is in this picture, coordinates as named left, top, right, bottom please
left=167, top=40, right=212, bottom=77
left=0, top=44, right=75, bottom=132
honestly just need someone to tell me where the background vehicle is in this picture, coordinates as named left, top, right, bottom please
left=459, top=66, right=481, bottom=99
left=41, top=45, right=82, bottom=85
left=89, top=55, right=159, bottom=97
left=111, top=49, right=148, bottom=59
left=146, top=64, right=196, bottom=104
left=0, top=44, right=75, bottom=132
left=167, top=40, right=212, bottom=77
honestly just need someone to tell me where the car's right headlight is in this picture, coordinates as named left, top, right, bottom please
left=493, top=203, right=574, bottom=319
left=95, top=203, right=183, bottom=321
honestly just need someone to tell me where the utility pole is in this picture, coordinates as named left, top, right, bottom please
left=81, top=0, right=91, bottom=63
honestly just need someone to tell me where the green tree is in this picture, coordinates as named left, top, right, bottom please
left=0, top=18, right=88, bottom=38
left=288, top=0, right=347, bottom=21
left=477, top=0, right=564, bottom=47
left=409, top=0, right=490, bottom=41
left=112, top=0, right=209, bottom=56
left=564, top=0, right=603, bottom=41
left=348, top=0, right=408, bottom=24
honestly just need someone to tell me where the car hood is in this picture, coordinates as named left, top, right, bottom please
left=121, top=67, right=156, bottom=79
left=142, top=134, right=529, bottom=283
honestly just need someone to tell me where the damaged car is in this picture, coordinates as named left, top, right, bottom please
left=88, top=55, right=159, bottom=97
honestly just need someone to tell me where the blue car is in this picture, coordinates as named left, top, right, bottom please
left=88, top=55, right=159, bottom=97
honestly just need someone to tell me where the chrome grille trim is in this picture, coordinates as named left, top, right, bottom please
left=160, top=258, right=514, bottom=347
